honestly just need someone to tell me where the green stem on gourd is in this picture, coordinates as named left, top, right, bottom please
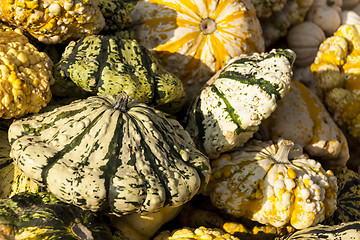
left=272, top=139, right=294, bottom=164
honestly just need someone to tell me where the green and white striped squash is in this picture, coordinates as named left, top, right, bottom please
left=53, top=35, right=186, bottom=114
left=8, top=94, right=211, bottom=216
left=185, top=49, right=296, bottom=159
left=324, top=166, right=360, bottom=225
left=0, top=192, right=114, bottom=240
left=0, top=128, right=40, bottom=198
left=275, top=221, right=360, bottom=240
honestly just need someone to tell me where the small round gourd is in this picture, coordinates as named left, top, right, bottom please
left=8, top=94, right=211, bottom=216
left=287, top=21, right=326, bottom=67
left=205, top=139, right=338, bottom=229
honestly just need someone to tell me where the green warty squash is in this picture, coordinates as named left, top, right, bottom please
left=8, top=94, right=211, bottom=216
left=185, top=49, right=295, bottom=159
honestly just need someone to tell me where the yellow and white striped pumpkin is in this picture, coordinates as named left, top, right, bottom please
left=131, top=0, right=265, bottom=102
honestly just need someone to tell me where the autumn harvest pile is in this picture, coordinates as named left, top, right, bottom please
left=1, top=0, right=360, bottom=239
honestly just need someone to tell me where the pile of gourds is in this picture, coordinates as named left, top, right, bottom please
left=1, top=0, right=360, bottom=239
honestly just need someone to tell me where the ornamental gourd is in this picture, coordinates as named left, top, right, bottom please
left=0, top=192, right=113, bottom=240
left=8, top=94, right=211, bottom=216
left=324, top=166, right=360, bottom=225
left=275, top=221, right=360, bottom=240
left=260, top=0, right=314, bottom=47
left=154, top=226, right=240, bottom=240
left=204, top=139, right=338, bottom=229
left=263, top=81, right=350, bottom=169
left=130, top=0, right=265, bottom=103
left=311, top=24, right=360, bottom=138
left=185, top=49, right=295, bottom=159
left=0, top=29, right=54, bottom=119
left=98, top=0, right=135, bottom=39
left=54, top=35, right=186, bottom=114
left=0, top=0, right=105, bottom=44
left=286, top=21, right=326, bottom=67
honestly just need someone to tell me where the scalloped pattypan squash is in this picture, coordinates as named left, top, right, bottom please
left=0, top=29, right=54, bottom=119
left=263, top=81, right=350, bottom=169
left=130, top=0, right=265, bottom=103
left=8, top=94, right=211, bottom=216
left=204, top=139, right=338, bottom=229
left=185, top=49, right=295, bottom=159
left=311, top=24, right=360, bottom=138
left=0, top=0, right=105, bottom=44
left=53, top=35, right=186, bottom=114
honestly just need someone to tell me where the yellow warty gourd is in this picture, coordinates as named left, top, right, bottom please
left=311, top=23, right=360, bottom=137
left=204, top=139, right=338, bottom=230
left=0, top=29, right=54, bottom=119
left=0, top=0, right=105, bottom=44
left=154, top=226, right=240, bottom=240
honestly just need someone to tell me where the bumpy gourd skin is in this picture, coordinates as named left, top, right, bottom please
left=154, top=226, right=240, bottom=240
left=0, top=0, right=105, bottom=44
left=205, top=139, right=338, bottom=230
left=0, top=29, right=54, bottom=119
left=311, top=24, right=360, bottom=138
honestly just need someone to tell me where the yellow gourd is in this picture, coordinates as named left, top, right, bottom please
left=311, top=23, right=360, bottom=138
left=263, top=81, right=349, bottom=169
left=0, top=0, right=105, bottom=44
left=204, top=139, right=338, bottom=229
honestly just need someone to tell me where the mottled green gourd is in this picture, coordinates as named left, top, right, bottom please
left=53, top=35, right=186, bottom=114
left=275, top=221, right=360, bottom=240
left=324, top=166, right=360, bottom=225
left=8, top=94, right=210, bottom=216
left=98, top=0, right=135, bottom=39
left=185, top=49, right=295, bottom=159
left=0, top=192, right=113, bottom=240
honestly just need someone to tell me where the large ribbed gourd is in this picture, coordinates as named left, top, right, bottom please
left=185, top=49, right=295, bottom=159
left=8, top=94, right=211, bottom=216
left=54, top=35, right=186, bottom=114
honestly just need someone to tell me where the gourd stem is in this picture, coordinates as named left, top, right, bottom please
left=272, top=140, right=294, bottom=164
left=113, top=93, right=130, bottom=112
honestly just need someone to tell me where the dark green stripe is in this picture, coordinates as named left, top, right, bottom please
left=218, top=71, right=282, bottom=100
left=210, top=85, right=244, bottom=135
left=40, top=110, right=107, bottom=186
left=0, top=158, right=13, bottom=168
